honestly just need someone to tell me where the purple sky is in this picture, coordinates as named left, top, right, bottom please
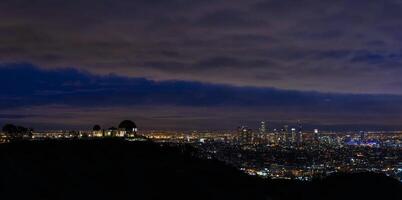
left=1, top=0, right=402, bottom=130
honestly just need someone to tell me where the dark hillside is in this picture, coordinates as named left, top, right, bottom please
left=0, top=139, right=272, bottom=200
left=0, top=139, right=400, bottom=200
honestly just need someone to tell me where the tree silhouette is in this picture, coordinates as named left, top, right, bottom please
left=2, top=124, right=32, bottom=140
left=93, top=125, right=101, bottom=131
left=2, top=124, right=17, bottom=134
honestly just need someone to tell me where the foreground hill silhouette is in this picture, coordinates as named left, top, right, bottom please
left=0, top=139, right=400, bottom=200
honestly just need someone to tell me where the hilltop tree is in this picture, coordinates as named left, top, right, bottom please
left=2, top=124, right=32, bottom=140
left=93, top=125, right=101, bottom=131
left=2, top=124, right=17, bottom=134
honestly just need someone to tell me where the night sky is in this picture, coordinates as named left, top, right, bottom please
left=1, top=0, right=402, bottom=130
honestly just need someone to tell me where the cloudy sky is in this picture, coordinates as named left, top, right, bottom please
left=1, top=0, right=402, bottom=130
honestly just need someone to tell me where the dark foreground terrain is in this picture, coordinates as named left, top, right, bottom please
left=0, top=139, right=401, bottom=200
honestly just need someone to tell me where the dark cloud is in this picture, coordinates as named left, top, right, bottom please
left=195, top=56, right=271, bottom=69
left=1, top=1, right=402, bottom=94
left=1, top=64, right=402, bottom=130
left=313, top=50, right=351, bottom=60
left=196, top=9, right=265, bottom=27
left=0, top=114, right=33, bottom=119
left=351, top=52, right=386, bottom=64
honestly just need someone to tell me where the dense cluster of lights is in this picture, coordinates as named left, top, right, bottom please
left=146, top=129, right=402, bottom=182
left=1, top=126, right=401, bottom=182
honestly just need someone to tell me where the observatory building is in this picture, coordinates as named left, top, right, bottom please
left=118, top=120, right=138, bottom=138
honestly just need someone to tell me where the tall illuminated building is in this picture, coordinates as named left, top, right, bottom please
left=259, top=121, right=266, bottom=144
left=314, top=129, right=319, bottom=142
left=259, top=121, right=266, bottom=135
left=273, top=128, right=280, bottom=145
left=283, top=125, right=290, bottom=145
left=280, top=127, right=285, bottom=144
left=239, top=126, right=253, bottom=144
left=297, top=121, right=303, bottom=146
left=291, top=128, right=296, bottom=144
